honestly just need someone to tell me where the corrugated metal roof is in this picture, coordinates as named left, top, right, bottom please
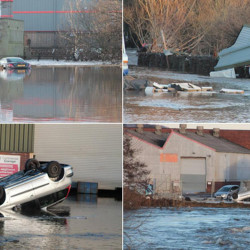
left=215, top=25, right=250, bottom=71
left=126, top=130, right=170, bottom=148
left=127, top=129, right=250, bottom=154
left=178, top=131, right=250, bottom=154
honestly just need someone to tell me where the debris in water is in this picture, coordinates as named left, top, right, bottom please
left=220, top=88, right=244, bottom=94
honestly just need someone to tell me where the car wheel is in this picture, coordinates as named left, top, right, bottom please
left=232, top=193, right=238, bottom=199
left=0, top=186, right=4, bottom=199
left=25, top=159, right=40, bottom=172
left=0, top=186, right=5, bottom=205
left=47, top=161, right=62, bottom=179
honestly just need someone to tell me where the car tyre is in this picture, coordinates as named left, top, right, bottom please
left=232, top=193, right=238, bottom=199
left=0, top=186, right=5, bottom=205
left=47, top=161, right=62, bottom=179
left=25, top=159, right=40, bottom=172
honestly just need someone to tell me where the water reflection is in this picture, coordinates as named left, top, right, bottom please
left=0, top=196, right=122, bottom=249
left=0, top=66, right=122, bottom=123
left=0, top=69, right=31, bottom=81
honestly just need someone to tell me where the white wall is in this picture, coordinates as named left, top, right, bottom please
left=34, top=124, right=122, bottom=190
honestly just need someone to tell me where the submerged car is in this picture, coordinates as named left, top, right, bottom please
left=0, top=57, right=31, bottom=69
left=0, top=159, right=73, bottom=210
left=214, top=185, right=239, bottom=200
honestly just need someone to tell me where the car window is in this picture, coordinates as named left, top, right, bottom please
left=231, top=186, right=239, bottom=190
left=7, top=58, right=24, bottom=63
left=218, top=186, right=230, bottom=192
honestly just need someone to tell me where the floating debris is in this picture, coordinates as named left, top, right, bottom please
left=145, top=82, right=213, bottom=94
left=220, top=88, right=244, bottom=94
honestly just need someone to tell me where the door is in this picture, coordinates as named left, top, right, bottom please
left=181, top=158, right=206, bottom=194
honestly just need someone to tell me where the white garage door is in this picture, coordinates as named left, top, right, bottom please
left=34, top=124, right=122, bottom=190
left=181, top=158, right=206, bottom=194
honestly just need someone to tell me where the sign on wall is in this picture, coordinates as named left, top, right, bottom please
left=0, top=155, right=20, bottom=178
left=160, top=153, right=178, bottom=162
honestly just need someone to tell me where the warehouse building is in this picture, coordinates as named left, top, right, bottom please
left=124, top=124, right=250, bottom=196
left=12, top=0, right=73, bottom=48
left=0, top=0, right=94, bottom=57
left=0, top=124, right=122, bottom=192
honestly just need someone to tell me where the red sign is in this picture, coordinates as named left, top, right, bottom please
left=0, top=163, right=19, bottom=178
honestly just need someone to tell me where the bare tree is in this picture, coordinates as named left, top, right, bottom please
left=123, top=134, right=150, bottom=192
left=60, top=0, right=122, bottom=60
left=124, top=0, right=201, bottom=52
left=124, top=0, right=250, bottom=55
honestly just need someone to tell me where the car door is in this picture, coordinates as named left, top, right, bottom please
left=8, top=178, right=35, bottom=206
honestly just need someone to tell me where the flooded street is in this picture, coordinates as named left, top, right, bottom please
left=124, top=68, right=250, bottom=123
left=0, top=196, right=122, bottom=249
left=0, top=66, right=122, bottom=123
left=124, top=207, right=250, bottom=249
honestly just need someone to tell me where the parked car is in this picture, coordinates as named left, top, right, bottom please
left=0, top=57, right=31, bottom=69
left=0, top=159, right=73, bottom=210
left=214, top=185, right=239, bottom=200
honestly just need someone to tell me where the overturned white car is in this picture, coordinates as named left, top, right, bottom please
left=232, top=181, right=250, bottom=202
left=0, top=159, right=73, bottom=210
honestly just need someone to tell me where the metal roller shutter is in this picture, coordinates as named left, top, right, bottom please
left=181, top=158, right=206, bottom=194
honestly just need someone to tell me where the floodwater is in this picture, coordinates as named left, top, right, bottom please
left=124, top=207, right=250, bottom=249
left=124, top=68, right=250, bottom=123
left=0, top=195, right=122, bottom=249
left=0, top=66, right=122, bottom=123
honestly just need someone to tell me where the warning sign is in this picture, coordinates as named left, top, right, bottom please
left=0, top=155, right=20, bottom=178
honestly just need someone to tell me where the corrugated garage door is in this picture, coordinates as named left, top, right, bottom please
left=34, top=124, right=122, bottom=190
left=181, top=158, right=206, bottom=194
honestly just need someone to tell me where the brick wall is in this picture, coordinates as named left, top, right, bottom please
left=0, top=152, right=33, bottom=171
left=177, top=129, right=250, bottom=150
left=219, top=130, right=250, bottom=150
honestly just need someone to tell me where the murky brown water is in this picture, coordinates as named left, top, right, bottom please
left=0, top=195, right=122, bottom=249
left=0, top=66, right=122, bottom=123
left=124, top=68, right=250, bottom=123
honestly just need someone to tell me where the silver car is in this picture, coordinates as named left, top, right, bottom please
left=0, top=159, right=73, bottom=210
left=214, top=185, right=239, bottom=200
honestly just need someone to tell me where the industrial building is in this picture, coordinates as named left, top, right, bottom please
left=0, top=18, right=24, bottom=57
left=0, top=124, right=122, bottom=192
left=0, top=0, right=94, bottom=57
left=124, top=124, right=250, bottom=196
left=12, top=0, right=76, bottom=49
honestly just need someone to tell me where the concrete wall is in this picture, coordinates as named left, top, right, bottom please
left=130, top=131, right=215, bottom=195
left=34, top=124, right=122, bottom=190
left=0, top=19, right=24, bottom=57
left=129, top=131, right=250, bottom=195
left=214, top=152, right=250, bottom=181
